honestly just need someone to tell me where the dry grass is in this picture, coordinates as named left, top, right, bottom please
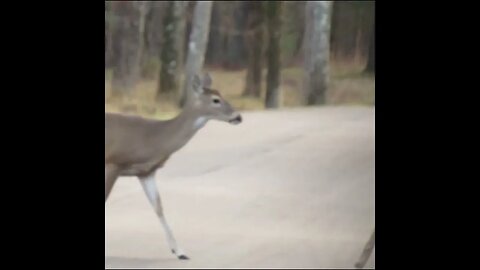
left=105, top=65, right=375, bottom=119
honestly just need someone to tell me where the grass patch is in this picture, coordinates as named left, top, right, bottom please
left=105, top=65, right=375, bottom=118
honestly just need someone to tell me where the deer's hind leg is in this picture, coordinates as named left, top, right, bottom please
left=105, top=164, right=120, bottom=202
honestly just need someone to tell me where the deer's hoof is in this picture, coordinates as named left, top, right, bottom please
left=178, top=255, right=190, bottom=260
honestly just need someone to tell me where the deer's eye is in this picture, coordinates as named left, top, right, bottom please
left=212, top=98, right=220, bottom=104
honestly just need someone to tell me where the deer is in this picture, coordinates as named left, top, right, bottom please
left=105, top=73, right=242, bottom=260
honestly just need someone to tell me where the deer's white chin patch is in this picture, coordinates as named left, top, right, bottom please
left=193, top=117, right=208, bottom=129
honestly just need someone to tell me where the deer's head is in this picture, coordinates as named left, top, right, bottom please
left=189, top=73, right=242, bottom=125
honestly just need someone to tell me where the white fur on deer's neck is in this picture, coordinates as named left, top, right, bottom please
left=193, top=117, right=208, bottom=130
left=182, top=98, right=209, bottom=131
left=169, top=105, right=210, bottom=139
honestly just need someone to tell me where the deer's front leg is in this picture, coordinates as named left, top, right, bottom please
left=105, top=164, right=119, bottom=203
left=139, top=173, right=189, bottom=260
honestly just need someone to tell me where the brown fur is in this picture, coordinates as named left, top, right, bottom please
left=105, top=74, right=242, bottom=259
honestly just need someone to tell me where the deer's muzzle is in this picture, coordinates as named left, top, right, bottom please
left=228, top=114, right=242, bottom=125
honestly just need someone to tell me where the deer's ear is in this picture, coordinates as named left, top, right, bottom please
left=203, top=73, right=212, bottom=88
left=192, top=74, right=204, bottom=94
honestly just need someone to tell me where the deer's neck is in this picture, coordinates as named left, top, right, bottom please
left=158, top=106, right=209, bottom=154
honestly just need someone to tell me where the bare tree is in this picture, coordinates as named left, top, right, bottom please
left=181, top=1, right=213, bottom=106
left=303, top=1, right=332, bottom=105
left=111, top=1, right=148, bottom=95
left=365, top=18, right=375, bottom=73
left=264, top=1, right=283, bottom=109
left=157, top=1, right=188, bottom=102
left=330, top=1, right=374, bottom=66
left=243, top=1, right=265, bottom=98
left=141, top=1, right=166, bottom=79
left=225, top=2, right=248, bottom=70
left=206, top=2, right=228, bottom=67
left=105, top=1, right=113, bottom=69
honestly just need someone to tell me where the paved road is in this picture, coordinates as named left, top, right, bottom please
left=105, top=106, right=375, bottom=269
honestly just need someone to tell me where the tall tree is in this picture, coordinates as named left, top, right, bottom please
left=205, top=2, right=226, bottom=67
left=142, top=1, right=166, bottom=79
left=243, top=1, right=265, bottom=97
left=111, top=1, right=148, bottom=95
left=330, top=1, right=374, bottom=65
left=365, top=18, right=375, bottom=73
left=264, top=1, right=283, bottom=109
left=225, top=2, right=248, bottom=69
left=181, top=1, right=213, bottom=105
left=157, top=1, right=187, bottom=102
left=105, top=1, right=113, bottom=69
left=137, top=2, right=149, bottom=78
left=303, top=1, right=332, bottom=105
left=285, top=1, right=307, bottom=65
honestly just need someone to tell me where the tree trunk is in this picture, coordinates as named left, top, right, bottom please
left=225, top=2, right=248, bottom=70
left=330, top=1, right=373, bottom=65
left=291, top=1, right=307, bottom=64
left=142, top=1, right=166, bottom=79
left=176, top=3, right=187, bottom=75
left=303, top=1, right=332, bottom=105
left=243, top=1, right=265, bottom=97
left=105, top=2, right=113, bottom=69
left=301, top=1, right=314, bottom=65
left=365, top=19, right=375, bottom=73
left=157, top=1, right=187, bottom=102
left=265, top=1, right=283, bottom=109
left=206, top=2, right=224, bottom=67
left=137, top=2, right=148, bottom=77
left=181, top=1, right=213, bottom=106
left=206, top=2, right=239, bottom=68
left=111, top=1, right=148, bottom=96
